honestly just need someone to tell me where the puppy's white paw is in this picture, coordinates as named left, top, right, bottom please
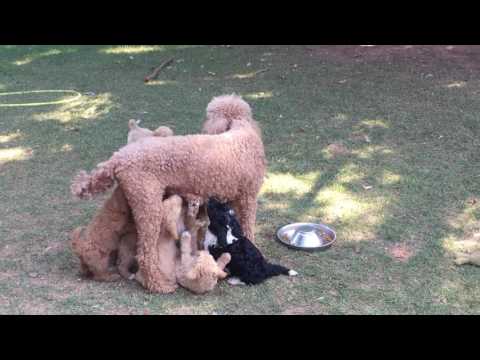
left=288, top=269, right=298, bottom=276
left=227, top=277, right=246, bottom=286
left=128, top=273, right=136, bottom=280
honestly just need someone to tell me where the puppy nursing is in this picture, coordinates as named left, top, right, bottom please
left=205, top=198, right=298, bottom=286
left=121, top=194, right=229, bottom=294
left=71, top=96, right=291, bottom=295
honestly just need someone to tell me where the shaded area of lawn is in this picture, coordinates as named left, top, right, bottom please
left=1, top=45, right=479, bottom=314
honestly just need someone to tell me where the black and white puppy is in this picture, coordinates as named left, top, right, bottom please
left=204, top=198, right=297, bottom=286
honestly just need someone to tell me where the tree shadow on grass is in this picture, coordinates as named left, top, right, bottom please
left=253, top=99, right=480, bottom=313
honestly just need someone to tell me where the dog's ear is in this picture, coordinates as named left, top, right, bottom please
left=153, top=126, right=174, bottom=137
left=128, top=119, right=139, bottom=130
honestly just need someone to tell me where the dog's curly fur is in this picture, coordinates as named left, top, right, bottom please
left=133, top=194, right=184, bottom=293
left=70, top=186, right=132, bottom=281
left=71, top=94, right=266, bottom=293
left=71, top=121, right=175, bottom=282
left=176, top=231, right=231, bottom=294
left=127, top=119, right=174, bottom=144
left=206, top=198, right=297, bottom=285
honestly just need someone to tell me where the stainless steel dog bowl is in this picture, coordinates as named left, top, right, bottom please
left=276, top=223, right=336, bottom=251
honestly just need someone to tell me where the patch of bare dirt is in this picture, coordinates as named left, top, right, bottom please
left=307, top=45, right=480, bottom=71
left=326, top=142, right=350, bottom=157
left=387, top=243, right=415, bottom=262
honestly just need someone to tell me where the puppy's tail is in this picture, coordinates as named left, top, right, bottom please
left=71, top=158, right=117, bottom=199
left=265, top=263, right=298, bottom=278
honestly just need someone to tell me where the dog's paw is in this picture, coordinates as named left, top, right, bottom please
left=288, top=269, right=298, bottom=276
left=227, top=277, right=246, bottom=286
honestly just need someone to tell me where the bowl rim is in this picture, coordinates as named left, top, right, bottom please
left=275, top=222, right=336, bottom=251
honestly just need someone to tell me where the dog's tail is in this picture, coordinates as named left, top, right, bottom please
left=206, top=94, right=252, bottom=121
left=202, top=94, right=254, bottom=134
left=71, top=158, right=117, bottom=199
left=265, top=263, right=298, bottom=278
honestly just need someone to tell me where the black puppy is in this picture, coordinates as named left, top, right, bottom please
left=204, top=198, right=297, bottom=285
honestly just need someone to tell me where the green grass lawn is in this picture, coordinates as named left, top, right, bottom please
left=1, top=45, right=479, bottom=314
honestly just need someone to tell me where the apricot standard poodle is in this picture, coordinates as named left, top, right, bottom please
left=71, top=95, right=267, bottom=293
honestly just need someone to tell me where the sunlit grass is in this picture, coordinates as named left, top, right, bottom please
left=144, top=80, right=179, bottom=86
left=32, top=93, right=114, bottom=123
left=0, top=132, right=22, bottom=144
left=260, top=171, right=316, bottom=195
left=359, top=119, right=390, bottom=128
left=227, top=70, right=267, bottom=80
left=260, top=168, right=385, bottom=241
left=350, top=145, right=393, bottom=159
left=335, top=164, right=366, bottom=183
left=100, top=46, right=165, bottom=54
left=316, top=186, right=381, bottom=223
left=333, top=113, right=349, bottom=121
left=0, top=147, right=32, bottom=164
left=243, top=91, right=273, bottom=100
left=381, top=170, right=401, bottom=185
left=446, top=81, right=467, bottom=89
left=13, top=49, right=62, bottom=66
left=61, top=144, right=73, bottom=152
left=442, top=200, right=480, bottom=255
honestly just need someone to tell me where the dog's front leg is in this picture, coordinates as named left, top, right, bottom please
left=231, top=194, right=258, bottom=242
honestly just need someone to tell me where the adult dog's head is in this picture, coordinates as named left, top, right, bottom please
left=201, top=94, right=260, bottom=135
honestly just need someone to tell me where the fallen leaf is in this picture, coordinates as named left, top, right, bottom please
left=327, top=143, right=350, bottom=156
left=388, top=243, right=414, bottom=262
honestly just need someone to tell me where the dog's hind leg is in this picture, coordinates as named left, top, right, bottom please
left=121, top=176, right=178, bottom=294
